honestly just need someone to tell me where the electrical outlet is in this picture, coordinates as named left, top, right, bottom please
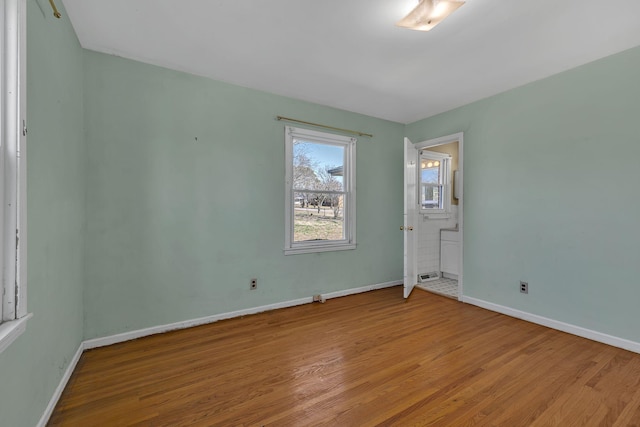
left=250, top=279, right=257, bottom=290
left=520, top=281, right=528, bottom=294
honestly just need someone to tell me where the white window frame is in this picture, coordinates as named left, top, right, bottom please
left=419, top=150, right=451, bottom=217
left=284, top=126, right=356, bottom=255
left=0, top=0, right=30, bottom=354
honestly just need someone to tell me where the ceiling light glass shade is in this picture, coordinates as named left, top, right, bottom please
left=396, top=0, right=465, bottom=32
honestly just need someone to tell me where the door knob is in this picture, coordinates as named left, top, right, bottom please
left=400, top=226, right=404, bottom=231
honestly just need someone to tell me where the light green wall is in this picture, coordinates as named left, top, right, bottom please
left=82, top=51, right=404, bottom=339
left=406, top=45, right=640, bottom=342
left=5, top=5, right=639, bottom=424
left=0, top=1, right=85, bottom=426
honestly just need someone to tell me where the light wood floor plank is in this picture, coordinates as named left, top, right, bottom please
left=48, top=287, right=640, bottom=426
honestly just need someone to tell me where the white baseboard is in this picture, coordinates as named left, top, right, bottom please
left=322, top=280, right=402, bottom=299
left=462, top=296, right=640, bottom=354
left=39, top=280, right=402, bottom=425
left=84, top=280, right=402, bottom=350
left=36, top=342, right=84, bottom=427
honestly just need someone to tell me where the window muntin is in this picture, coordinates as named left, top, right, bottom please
left=420, top=151, right=450, bottom=213
left=285, top=127, right=356, bottom=254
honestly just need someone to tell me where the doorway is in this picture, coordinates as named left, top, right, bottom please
left=403, top=133, right=464, bottom=300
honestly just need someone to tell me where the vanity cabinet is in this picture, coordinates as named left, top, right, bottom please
left=440, top=229, right=459, bottom=279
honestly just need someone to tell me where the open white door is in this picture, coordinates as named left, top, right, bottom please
left=403, top=138, right=418, bottom=298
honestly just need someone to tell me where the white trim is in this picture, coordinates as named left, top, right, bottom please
left=414, top=132, right=464, bottom=301
left=462, top=296, right=640, bottom=354
left=322, top=280, right=402, bottom=300
left=419, top=150, right=451, bottom=215
left=419, top=151, right=450, bottom=161
left=0, top=0, right=6, bottom=323
left=38, top=285, right=638, bottom=427
left=1, top=0, right=27, bottom=325
left=287, top=126, right=355, bottom=145
left=420, top=213, right=452, bottom=220
left=416, top=132, right=464, bottom=148
left=36, top=342, right=84, bottom=427
left=284, top=125, right=357, bottom=255
left=284, top=243, right=356, bottom=255
left=0, top=311, right=31, bottom=353
left=16, top=0, right=27, bottom=318
left=40, top=280, right=401, bottom=425
left=84, top=280, right=402, bottom=350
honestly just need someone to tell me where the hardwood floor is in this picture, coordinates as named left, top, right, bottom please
left=49, top=287, right=640, bottom=426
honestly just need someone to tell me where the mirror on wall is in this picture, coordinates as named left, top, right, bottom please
left=419, top=150, right=451, bottom=212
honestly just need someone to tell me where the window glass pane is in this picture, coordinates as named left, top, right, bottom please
left=421, top=184, right=443, bottom=209
left=420, top=156, right=447, bottom=210
left=285, top=126, right=355, bottom=254
left=294, top=192, right=345, bottom=242
left=293, top=140, right=344, bottom=191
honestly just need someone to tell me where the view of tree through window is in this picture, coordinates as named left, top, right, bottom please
left=292, top=140, right=345, bottom=242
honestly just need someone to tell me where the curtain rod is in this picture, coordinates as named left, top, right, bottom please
left=49, top=0, right=62, bottom=19
left=276, top=116, right=373, bottom=138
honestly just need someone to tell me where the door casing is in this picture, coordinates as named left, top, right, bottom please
left=404, top=132, right=464, bottom=300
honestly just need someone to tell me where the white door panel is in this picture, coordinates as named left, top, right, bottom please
left=403, top=138, right=418, bottom=299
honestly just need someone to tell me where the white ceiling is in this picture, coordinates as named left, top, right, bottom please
left=61, top=0, right=640, bottom=124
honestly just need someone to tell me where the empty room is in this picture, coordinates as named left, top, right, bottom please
left=1, top=0, right=640, bottom=425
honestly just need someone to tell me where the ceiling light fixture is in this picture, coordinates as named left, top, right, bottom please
left=396, top=0, right=465, bottom=32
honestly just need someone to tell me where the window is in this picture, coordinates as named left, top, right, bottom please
left=420, top=151, right=451, bottom=214
left=0, top=0, right=29, bottom=354
left=284, top=126, right=356, bottom=255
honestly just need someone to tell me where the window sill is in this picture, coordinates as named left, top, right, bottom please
left=0, top=313, right=33, bottom=354
left=284, top=243, right=356, bottom=255
left=421, top=212, right=452, bottom=220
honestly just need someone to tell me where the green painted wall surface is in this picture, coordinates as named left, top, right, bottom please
left=7, top=8, right=639, bottom=424
left=406, top=46, right=640, bottom=342
left=0, top=1, right=85, bottom=426
left=82, top=51, right=404, bottom=339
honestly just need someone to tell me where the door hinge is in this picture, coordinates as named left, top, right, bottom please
left=22, top=120, right=27, bottom=136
